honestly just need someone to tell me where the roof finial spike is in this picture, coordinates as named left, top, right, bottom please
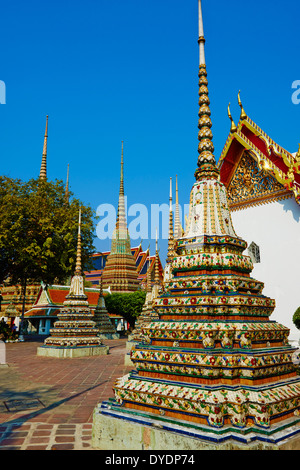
left=238, top=91, right=247, bottom=120
left=228, top=103, right=237, bottom=133
left=74, top=207, right=82, bottom=275
left=198, top=0, right=206, bottom=66
left=39, top=115, right=48, bottom=181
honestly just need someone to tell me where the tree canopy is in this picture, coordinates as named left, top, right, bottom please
left=0, top=176, right=96, bottom=287
left=104, top=291, right=146, bottom=328
left=293, top=307, right=300, bottom=331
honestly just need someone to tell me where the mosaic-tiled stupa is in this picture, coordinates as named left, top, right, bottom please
left=92, top=1, right=300, bottom=449
left=101, top=142, right=140, bottom=293
left=37, top=210, right=109, bottom=358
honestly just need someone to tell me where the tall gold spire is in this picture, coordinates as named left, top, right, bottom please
left=39, top=115, right=48, bottom=181
left=116, top=141, right=127, bottom=236
left=146, top=248, right=152, bottom=293
left=167, top=177, right=174, bottom=261
left=174, top=175, right=182, bottom=238
left=75, top=207, right=82, bottom=276
left=195, top=0, right=219, bottom=182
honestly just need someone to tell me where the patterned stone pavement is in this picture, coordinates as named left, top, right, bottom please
left=0, top=337, right=132, bottom=450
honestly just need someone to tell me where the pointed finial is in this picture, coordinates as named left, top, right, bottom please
left=228, top=103, right=237, bottom=133
left=195, top=1, right=219, bottom=182
left=116, top=141, right=127, bottom=232
left=198, top=0, right=206, bottom=66
left=39, top=115, right=48, bottom=181
left=174, top=175, right=181, bottom=238
left=120, top=141, right=124, bottom=196
left=238, top=91, right=247, bottom=120
left=169, top=177, right=173, bottom=211
left=74, top=207, right=82, bottom=275
left=167, top=178, right=174, bottom=260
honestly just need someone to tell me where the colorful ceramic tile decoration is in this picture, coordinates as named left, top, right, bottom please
left=38, top=209, right=106, bottom=354
left=93, top=1, right=300, bottom=446
left=101, top=142, right=140, bottom=293
left=93, top=276, right=119, bottom=339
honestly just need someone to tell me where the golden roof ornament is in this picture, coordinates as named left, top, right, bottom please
left=39, top=115, right=48, bottom=181
left=228, top=103, right=237, bottom=134
left=238, top=90, right=247, bottom=120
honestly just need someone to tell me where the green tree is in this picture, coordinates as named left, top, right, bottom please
left=293, top=307, right=300, bottom=331
left=0, top=176, right=96, bottom=334
left=105, top=291, right=146, bottom=328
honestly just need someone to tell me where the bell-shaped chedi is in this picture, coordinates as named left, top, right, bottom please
left=101, top=142, right=140, bottom=293
left=92, top=1, right=300, bottom=450
left=37, top=209, right=109, bottom=358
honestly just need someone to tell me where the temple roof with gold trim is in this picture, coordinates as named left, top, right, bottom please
left=218, top=96, right=300, bottom=210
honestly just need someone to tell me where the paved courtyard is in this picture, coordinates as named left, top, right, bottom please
left=0, top=337, right=132, bottom=450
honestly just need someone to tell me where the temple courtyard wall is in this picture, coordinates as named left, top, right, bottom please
left=231, top=197, right=300, bottom=344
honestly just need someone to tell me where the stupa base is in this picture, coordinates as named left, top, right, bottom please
left=92, top=400, right=300, bottom=451
left=37, top=344, right=109, bottom=358
left=126, top=339, right=140, bottom=350
left=99, top=333, right=120, bottom=340
left=124, top=340, right=141, bottom=365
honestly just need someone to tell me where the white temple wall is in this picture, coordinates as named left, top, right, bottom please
left=230, top=197, right=300, bottom=343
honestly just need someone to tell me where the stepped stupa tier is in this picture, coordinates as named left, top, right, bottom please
left=37, top=210, right=109, bottom=358
left=101, top=142, right=140, bottom=293
left=92, top=1, right=300, bottom=449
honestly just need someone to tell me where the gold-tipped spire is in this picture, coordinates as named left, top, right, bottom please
left=116, top=141, right=127, bottom=235
left=155, top=228, right=160, bottom=286
left=167, top=178, right=174, bottom=261
left=195, top=1, right=219, bottom=182
left=39, top=115, right=48, bottom=181
left=74, top=208, right=82, bottom=275
left=238, top=91, right=247, bottom=120
left=146, top=248, right=152, bottom=293
left=174, top=175, right=183, bottom=238
left=99, top=274, right=103, bottom=297
left=228, top=103, right=237, bottom=133
left=120, top=141, right=124, bottom=197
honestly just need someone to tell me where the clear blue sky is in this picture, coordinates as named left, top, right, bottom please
left=1, top=0, right=299, bottom=265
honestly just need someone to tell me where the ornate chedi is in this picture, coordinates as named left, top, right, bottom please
left=39, top=115, right=48, bottom=181
left=37, top=210, right=109, bottom=358
left=93, top=276, right=119, bottom=339
left=92, top=1, right=300, bottom=450
left=101, top=142, right=140, bottom=293
left=128, top=238, right=162, bottom=345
